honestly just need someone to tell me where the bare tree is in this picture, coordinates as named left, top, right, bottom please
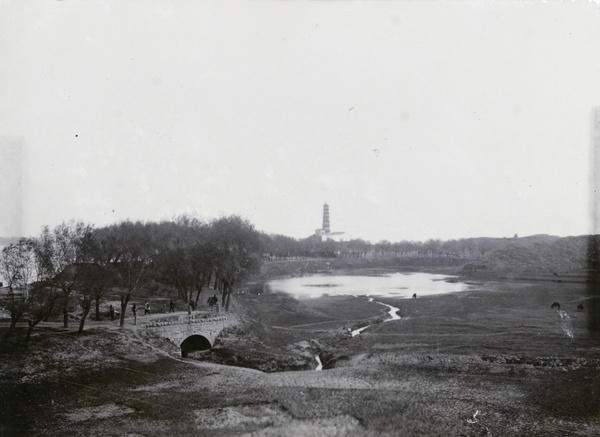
left=105, top=221, right=155, bottom=327
left=79, top=229, right=119, bottom=321
left=75, top=263, right=115, bottom=334
left=0, top=238, right=37, bottom=343
left=24, top=281, right=60, bottom=343
left=153, top=217, right=216, bottom=313
left=35, top=221, right=93, bottom=328
left=211, top=216, right=263, bottom=311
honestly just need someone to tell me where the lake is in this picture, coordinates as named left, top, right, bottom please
left=264, top=272, right=471, bottom=300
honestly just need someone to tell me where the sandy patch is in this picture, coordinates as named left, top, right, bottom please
left=243, top=415, right=362, bottom=437
left=131, top=380, right=180, bottom=391
left=64, top=403, right=135, bottom=422
left=195, top=404, right=287, bottom=429
left=195, top=403, right=362, bottom=436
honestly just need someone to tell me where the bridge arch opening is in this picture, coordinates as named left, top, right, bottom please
left=181, top=335, right=212, bottom=358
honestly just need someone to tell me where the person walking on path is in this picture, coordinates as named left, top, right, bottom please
left=109, top=305, right=115, bottom=321
left=132, top=303, right=137, bottom=325
left=169, top=300, right=175, bottom=313
left=144, top=302, right=151, bottom=315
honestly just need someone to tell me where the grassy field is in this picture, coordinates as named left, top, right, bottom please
left=2, top=274, right=600, bottom=436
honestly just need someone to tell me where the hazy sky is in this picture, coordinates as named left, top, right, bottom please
left=1, top=0, right=599, bottom=242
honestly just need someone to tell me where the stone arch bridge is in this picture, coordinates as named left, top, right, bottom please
left=142, top=312, right=233, bottom=357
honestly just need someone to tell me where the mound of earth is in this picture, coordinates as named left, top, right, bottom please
left=461, top=235, right=595, bottom=279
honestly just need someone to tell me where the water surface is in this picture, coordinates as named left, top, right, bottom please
left=266, top=272, right=470, bottom=299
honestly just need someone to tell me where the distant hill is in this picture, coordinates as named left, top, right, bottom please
left=461, top=235, right=597, bottom=278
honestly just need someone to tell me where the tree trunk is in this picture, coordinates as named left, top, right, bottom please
left=119, top=294, right=130, bottom=327
left=1, top=319, right=18, bottom=344
left=179, top=285, right=188, bottom=304
left=25, top=317, right=43, bottom=344
left=78, top=303, right=91, bottom=334
left=62, top=290, right=70, bottom=328
left=225, top=287, right=232, bottom=311
left=224, top=282, right=234, bottom=311
left=194, top=283, right=204, bottom=306
left=63, top=308, right=69, bottom=328
left=95, top=297, right=101, bottom=321
left=25, top=320, right=34, bottom=343
left=43, top=298, right=55, bottom=322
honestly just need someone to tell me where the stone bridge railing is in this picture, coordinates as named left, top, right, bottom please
left=143, top=312, right=232, bottom=354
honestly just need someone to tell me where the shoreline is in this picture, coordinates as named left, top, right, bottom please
left=252, top=257, right=591, bottom=289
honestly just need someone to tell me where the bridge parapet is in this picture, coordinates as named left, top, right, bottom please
left=143, top=312, right=231, bottom=351
left=142, top=313, right=227, bottom=329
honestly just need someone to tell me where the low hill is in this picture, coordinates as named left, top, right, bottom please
left=461, top=235, right=598, bottom=279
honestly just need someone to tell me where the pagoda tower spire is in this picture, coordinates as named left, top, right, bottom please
left=322, top=203, right=330, bottom=234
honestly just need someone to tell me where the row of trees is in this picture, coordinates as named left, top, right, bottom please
left=260, top=235, right=515, bottom=261
left=0, top=215, right=262, bottom=344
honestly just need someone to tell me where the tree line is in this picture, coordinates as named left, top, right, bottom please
left=0, top=215, right=262, bottom=345
left=260, top=234, right=519, bottom=261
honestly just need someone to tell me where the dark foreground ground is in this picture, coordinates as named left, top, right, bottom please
left=2, top=276, right=600, bottom=436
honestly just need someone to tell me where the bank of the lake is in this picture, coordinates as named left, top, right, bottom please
left=254, top=257, right=468, bottom=282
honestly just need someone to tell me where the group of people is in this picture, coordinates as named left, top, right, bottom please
left=130, top=301, right=157, bottom=316
left=124, top=296, right=219, bottom=320
left=101, top=295, right=223, bottom=325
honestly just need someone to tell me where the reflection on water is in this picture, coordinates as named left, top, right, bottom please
left=315, top=355, right=323, bottom=371
left=265, top=272, right=470, bottom=299
left=351, top=326, right=369, bottom=337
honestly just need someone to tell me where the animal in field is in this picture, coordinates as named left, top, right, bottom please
left=577, top=303, right=584, bottom=312
left=551, top=302, right=561, bottom=311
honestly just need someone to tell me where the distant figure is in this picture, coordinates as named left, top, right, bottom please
left=169, top=300, right=175, bottom=313
left=144, top=302, right=151, bottom=315
left=551, top=302, right=561, bottom=311
left=132, top=303, right=137, bottom=325
left=577, top=303, right=584, bottom=312
left=190, top=300, right=196, bottom=311
left=412, top=293, right=417, bottom=299
left=109, top=305, right=115, bottom=321
left=207, top=295, right=218, bottom=311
